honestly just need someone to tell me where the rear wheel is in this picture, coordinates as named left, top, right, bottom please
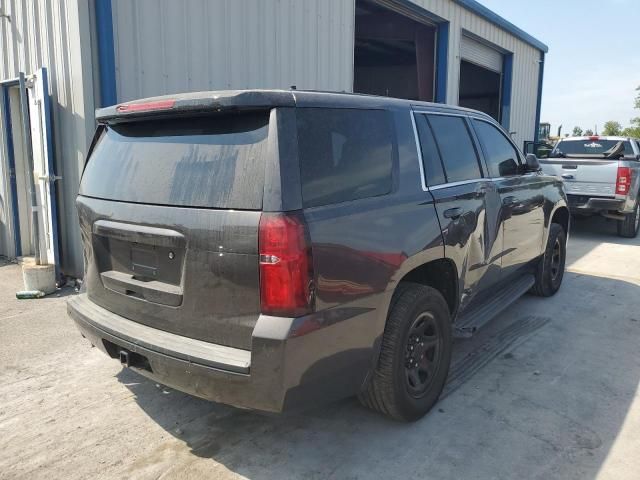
left=358, top=283, right=452, bottom=422
left=617, top=201, right=640, bottom=238
left=531, top=223, right=566, bottom=297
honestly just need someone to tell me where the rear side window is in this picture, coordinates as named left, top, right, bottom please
left=427, top=115, right=482, bottom=182
left=297, top=108, right=394, bottom=207
left=473, top=119, right=521, bottom=177
left=80, top=113, right=268, bottom=209
left=414, top=114, right=446, bottom=186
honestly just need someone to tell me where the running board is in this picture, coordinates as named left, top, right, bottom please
left=454, top=274, right=535, bottom=338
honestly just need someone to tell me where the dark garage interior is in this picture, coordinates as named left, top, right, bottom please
left=354, top=0, right=436, bottom=101
left=458, top=60, right=502, bottom=121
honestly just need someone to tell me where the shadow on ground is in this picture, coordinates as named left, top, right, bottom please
left=113, top=217, right=640, bottom=479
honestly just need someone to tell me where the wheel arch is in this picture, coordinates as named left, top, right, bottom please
left=542, top=204, right=570, bottom=251
left=394, top=258, right=459, bottom=321
left=551, top=205, right=570, bottom=234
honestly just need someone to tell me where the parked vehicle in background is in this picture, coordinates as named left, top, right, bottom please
left=67, top=90, right=569, bottom=422
left=540, top=136, right=640, bottom=237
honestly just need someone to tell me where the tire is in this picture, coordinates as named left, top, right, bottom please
left=358, top=283, right=452, bottom=422
left=617, top=202, right=640, bottom=238
left=531, top=223, right=566, bottom=297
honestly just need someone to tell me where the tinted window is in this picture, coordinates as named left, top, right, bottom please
left=415, top=114, right=446, bottom=186
left=80, top=113, right=268, bottom=209
left=427, top=115, right=481, bottom=182
left=551, top=139, right=634, bottom=158
left=297, top=108, right=394, bottom=207
left=473, top=119, right=521, bottom=177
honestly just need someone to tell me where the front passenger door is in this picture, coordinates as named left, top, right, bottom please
left=471, top=119, right=545, bottom=277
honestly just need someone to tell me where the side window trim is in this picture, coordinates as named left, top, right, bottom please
left=412, top=111, right=449, bottom=187
left=410, top=111, right=429, bottom=192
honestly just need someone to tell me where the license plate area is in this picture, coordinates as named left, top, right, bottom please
left=131, top=245, right=159, bottom=279
left=92, top=223, right=185, bottom=288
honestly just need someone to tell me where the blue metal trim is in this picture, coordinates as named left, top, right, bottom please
left=95, top=0, right=117, bottom=106
left=435, top=22, right=449, bottom=104
left=500, top=53, right=513, bottom=130
left=453, top=0, right=548, bottom=53
left=39, top=68, right=61, bottom=276
left=534, top=51, right=545, bottom=142
left=2, top=86, right=22, bottom=257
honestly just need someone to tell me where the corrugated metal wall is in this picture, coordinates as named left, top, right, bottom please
left=112, top=0, right=355, bottom=102
left=0, top=0, right=96, bottom=276
left=112, top=0, right=540, bottom=148
left=408, top=0, right=542, bottom=148
left=0, top=0, right=542, bottom=276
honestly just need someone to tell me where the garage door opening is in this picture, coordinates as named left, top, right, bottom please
left=458, top=60, right=501, bottom=121
left=354, top=0, right=436, bottom=101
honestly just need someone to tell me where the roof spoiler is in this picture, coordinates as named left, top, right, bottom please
left=96, top=90, right=296, bottom=123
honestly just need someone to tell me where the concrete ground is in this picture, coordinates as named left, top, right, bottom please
left=1, top=216, right=639, bottom=480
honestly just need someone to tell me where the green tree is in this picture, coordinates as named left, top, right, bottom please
left=584, top=129, right=594, bottom=136
left=602, top=121, right=623, bottom=136
left=622, top=118, right=640, bottom=138
left=572, top=126, right=583, bottom=136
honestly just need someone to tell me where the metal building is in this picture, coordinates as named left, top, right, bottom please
left=0, top=0, right=548, bottom=279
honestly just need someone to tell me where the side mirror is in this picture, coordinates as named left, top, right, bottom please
left=526, top=153, right=541, bottom=172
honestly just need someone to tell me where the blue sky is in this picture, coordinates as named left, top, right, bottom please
left=479, top=0, right=640, bottom=134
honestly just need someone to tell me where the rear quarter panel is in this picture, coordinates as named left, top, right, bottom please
left=301, top=108, right=444, bottom=380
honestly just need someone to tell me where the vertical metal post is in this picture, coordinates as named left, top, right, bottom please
left=18, top=72, right=41, bottom=265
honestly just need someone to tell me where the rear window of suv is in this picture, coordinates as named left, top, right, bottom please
left=296, top=108, right=394, bottom=208
left=80, top=113, right=268, bottom=210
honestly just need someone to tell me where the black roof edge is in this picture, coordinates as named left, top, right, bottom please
left=95, top=88, right=496, bottom=123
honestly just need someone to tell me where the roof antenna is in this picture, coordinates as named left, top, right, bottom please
left=290, top=85, right=297, bottom=90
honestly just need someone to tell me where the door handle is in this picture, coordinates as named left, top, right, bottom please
left=561, top=174, right=574, bottom=180
left=503, top=196, right=517, bottom=206
left=443, top=207, right=463, bottom=219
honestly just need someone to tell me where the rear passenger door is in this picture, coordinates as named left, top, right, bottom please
left=471, top=118, right=545, bottom=275
left=413, top=112, right=503, bottom=314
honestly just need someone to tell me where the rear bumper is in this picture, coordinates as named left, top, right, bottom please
left=67, top=294, right=374, bottom=413
left=567, top=195, right=627, bottom=214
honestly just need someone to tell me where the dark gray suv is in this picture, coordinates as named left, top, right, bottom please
left=68, top=90, right=569, bottom=421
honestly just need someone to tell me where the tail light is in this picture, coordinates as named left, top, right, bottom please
left=616, top=167, right=631, bottom=195
left=116, top=99, right=176, bottom=113
left=259, top=212, right=314, bottom=317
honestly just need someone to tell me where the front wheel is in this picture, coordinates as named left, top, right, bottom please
left=358, top=283, right=452, bottom=422
left=531, top=223, right=566, bottom=297
left=617, top=202, right=640, bottom=238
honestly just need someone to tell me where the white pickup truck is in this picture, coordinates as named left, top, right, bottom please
left=540, top=136, right=640, bottom=237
